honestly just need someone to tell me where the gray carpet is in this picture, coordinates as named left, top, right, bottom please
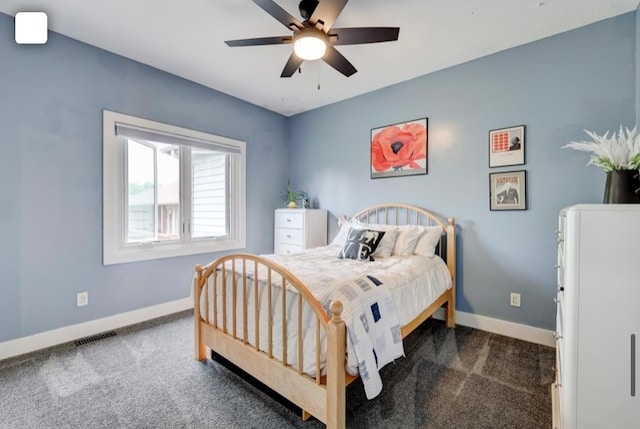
left=0, top=311, right=554, bottom=429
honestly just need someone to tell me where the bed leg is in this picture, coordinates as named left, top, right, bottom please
left=446, top=290, right=455, bottom=328
left=301, top=410, right=312, bottom=421
left=194, top=317, right=206, bottom=361
left=196, top=337, right=206, bottom=361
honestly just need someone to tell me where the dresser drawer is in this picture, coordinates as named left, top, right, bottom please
left=275, top=243, right=303, bottom=255
left=273, top=209, right=327, bottom=255
left=555, top=336, right=564, bottom=386
left=276, top=227, right=303, bottom=245
left=276, top=212, right=304, bottom=229
left=551, top=382, right=562, bottom=429
left=556, top=246, right=565, bottom=285
left=555, top=291, right=564, bottom=338
left=555, top=215, right=566, bottom=290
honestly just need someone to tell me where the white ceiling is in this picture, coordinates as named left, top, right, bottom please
left=2, top=0, right=638, bottom=116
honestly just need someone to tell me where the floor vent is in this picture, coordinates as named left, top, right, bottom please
left=74, top=331, right=117, bottom=346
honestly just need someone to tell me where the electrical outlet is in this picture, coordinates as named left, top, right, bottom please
left=77, top=292, right=88, bottom=307
left=510, top=292, right=521, bottom=308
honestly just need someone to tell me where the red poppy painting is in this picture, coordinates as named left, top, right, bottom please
left=371, top=118, right=427, bottom=178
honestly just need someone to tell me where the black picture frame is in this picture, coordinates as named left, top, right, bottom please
left=489, top=125, right=525, bottom=168
left=489, top=170, right=527, bottom=211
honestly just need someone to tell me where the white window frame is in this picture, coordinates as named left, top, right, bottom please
left=103, top=110, right=246, bottom=265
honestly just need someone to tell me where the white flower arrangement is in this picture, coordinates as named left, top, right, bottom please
left=563, top=125, right=640, bottom=172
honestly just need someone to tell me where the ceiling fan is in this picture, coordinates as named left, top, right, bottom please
left=225, top=0, right=400, bottom=78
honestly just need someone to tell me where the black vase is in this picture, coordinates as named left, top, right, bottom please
left=603, top=170, right=640, bottom=203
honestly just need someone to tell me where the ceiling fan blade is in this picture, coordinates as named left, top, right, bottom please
left=225, top=35, right=292, bottom=47
left=322, top=45, right=356, bottom=77
left=281, top=53, right=304, bottom=78
left=253, top=0, right=304, bottom=31
left=330, top=27, right=399, bottom=45
left=309, top=0, right=348, bottom=31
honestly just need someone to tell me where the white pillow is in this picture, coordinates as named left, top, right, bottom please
left=392, top=225, right=423, bottom=256
left=414, top=226, right=444, bottom=257
left=365, top=224, right=398, bottom=258
left=330, top=219, right=355, bottom=247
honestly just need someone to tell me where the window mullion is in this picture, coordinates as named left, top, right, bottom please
left=226, top=155, right=232, bottom=237
left=181, top=146, right=192, bottom=243
left=153, top=145, right=159, bottom=242
left=122, top=138, right=130, bottom=248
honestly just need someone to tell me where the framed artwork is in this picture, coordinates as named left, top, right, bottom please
left=489, top=170, right=527, bottom=211
left=371, top=117, right=427, bottom=179
left=489, top=125, right=525, bottom=167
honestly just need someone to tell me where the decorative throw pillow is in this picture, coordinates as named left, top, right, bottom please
left=413, top=226, right=444, bottom=257
left=337, top=228, right=386, bottom=261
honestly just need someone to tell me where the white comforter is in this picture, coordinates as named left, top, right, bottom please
left=266, top=244, right=452, bottom=325
left=199, top=244, right=452, bottom=395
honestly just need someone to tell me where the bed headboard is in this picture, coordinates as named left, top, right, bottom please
left=349, top=203, right=456, bottom=286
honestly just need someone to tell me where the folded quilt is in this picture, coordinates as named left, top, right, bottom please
left=318, top=275, right=404, bottom=399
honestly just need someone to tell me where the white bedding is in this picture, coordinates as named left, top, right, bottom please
left=199, top=243, right=452, bottom=384
left=266, top=244, right=452, bottom=326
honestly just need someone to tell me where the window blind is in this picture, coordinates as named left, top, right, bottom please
left=115, top=122, right=241, bottom=154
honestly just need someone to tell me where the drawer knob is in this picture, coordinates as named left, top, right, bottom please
left=286, top=218, right=292, bottom=223
left=286, top=234, right=291, bottom=238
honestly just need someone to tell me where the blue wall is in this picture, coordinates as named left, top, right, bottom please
left=637, top=4, right=640, bottom=125
left=287, top=13, right=636, bottom=330
left=0, top=11, right=635, bottom=344
left=0, top=13, right=289, bottom=343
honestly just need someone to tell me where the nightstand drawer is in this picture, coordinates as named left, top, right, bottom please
left=276, top=227, right=303, bottom=245
left=276, top=212, right=304, bottom=229
left=275, top=243, right=303, bottom=255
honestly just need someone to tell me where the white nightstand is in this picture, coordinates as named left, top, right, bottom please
left=274, top=208, right=327, bottom=255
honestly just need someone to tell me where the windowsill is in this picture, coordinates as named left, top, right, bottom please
left=103, top=236, right=245, bottom=265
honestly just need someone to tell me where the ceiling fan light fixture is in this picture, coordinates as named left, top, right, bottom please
left=293, top=30, right=327, bottom=61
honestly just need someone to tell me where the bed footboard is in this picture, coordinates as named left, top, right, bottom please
left=193, top=254, right=346, bottom=428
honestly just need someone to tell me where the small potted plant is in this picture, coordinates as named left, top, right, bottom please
left=282, top=179, right=302, bottom=208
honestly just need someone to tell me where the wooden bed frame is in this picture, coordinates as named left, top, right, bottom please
left=193, top=203, right=456, bottom=429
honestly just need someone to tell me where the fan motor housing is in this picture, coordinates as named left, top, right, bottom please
left=298, top=0, right=319, bottom=20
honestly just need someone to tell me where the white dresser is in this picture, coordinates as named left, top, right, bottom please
left=552, top=204, right=640, bottom=429
left=274, top=208, right=327, bottom=255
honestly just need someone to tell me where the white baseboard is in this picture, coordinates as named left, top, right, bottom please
left=0, top=298, right=192, bottom=361
left=0, top=301, right=554, bottom=361
left=432, top=308, right=556, bottom=348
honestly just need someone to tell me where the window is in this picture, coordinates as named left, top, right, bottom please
left=103, top=110, right=246, bottom=265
